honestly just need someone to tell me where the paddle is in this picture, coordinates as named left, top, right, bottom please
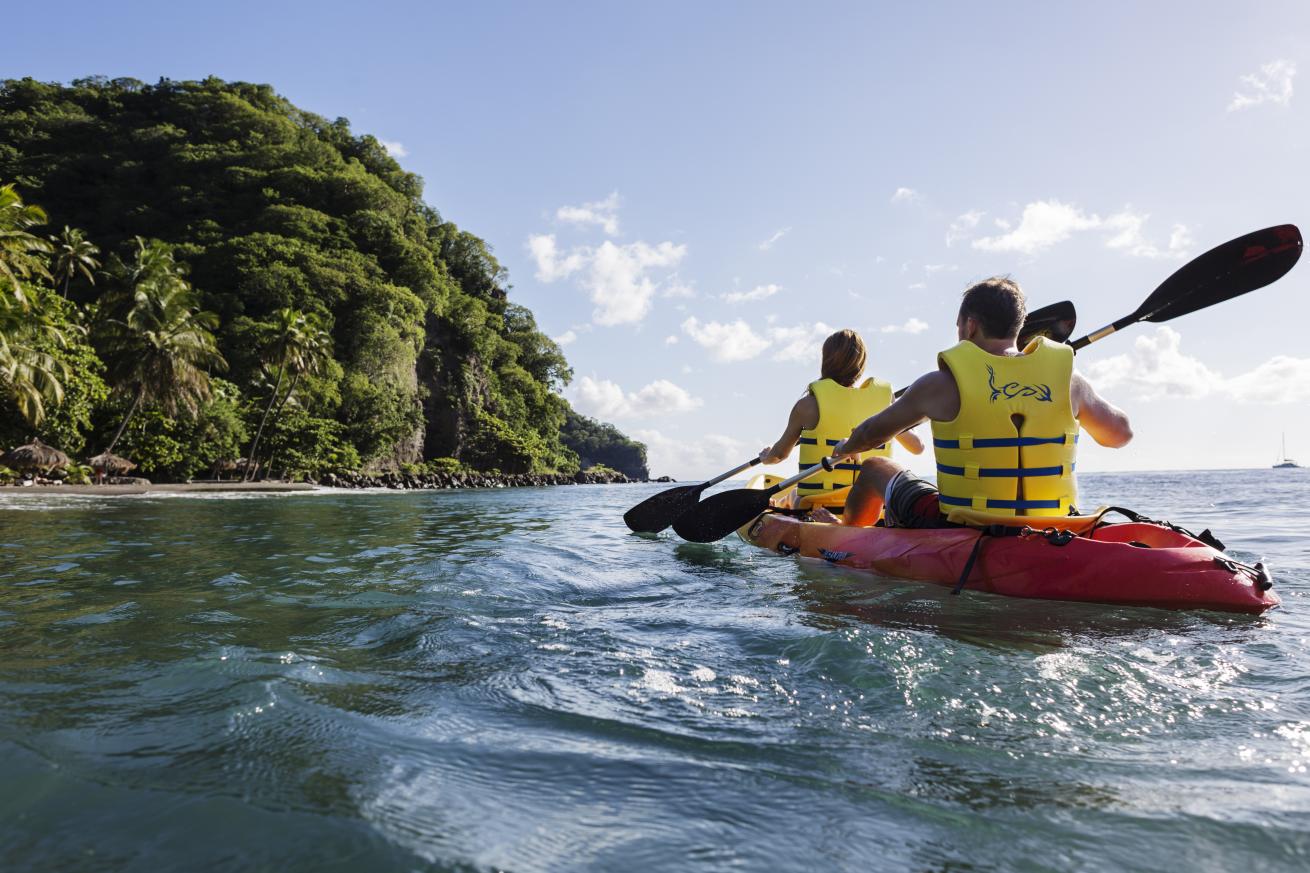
left=629, top=299, right=1078, bottom=532
left=672, top=458, right=835, bottom=543
left=1070, top=224, right=1302, bottom=350
left=670, top=225, right=1302, bottom=543
left=623, top=456, right=762, bottom=533
left=1017, top=300, right=1077, bottom=346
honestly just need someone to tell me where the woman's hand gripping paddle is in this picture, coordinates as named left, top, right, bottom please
left=672, top=457, right=838, bottom=543
left=1070, top=224, right=1302, bottom=351
left=623, top=456, right=762, bottom=533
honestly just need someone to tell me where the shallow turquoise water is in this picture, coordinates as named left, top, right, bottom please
left=1, top=469, right=1307, bottom=871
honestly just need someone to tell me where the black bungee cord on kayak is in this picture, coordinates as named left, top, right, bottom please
left=950, top=524, right=1075, bottom=595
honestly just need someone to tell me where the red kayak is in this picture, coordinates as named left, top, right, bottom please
left=739, top=505, right=1279, bottom=615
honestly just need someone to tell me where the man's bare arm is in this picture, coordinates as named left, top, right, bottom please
left=834, top=371, right=953, bottom=456
left=1072, top=372, right=1132, bottom=448
left=894, top=429, right=925, bottom=455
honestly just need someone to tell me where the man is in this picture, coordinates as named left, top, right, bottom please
left=831, top=277, right=1132, bottom=528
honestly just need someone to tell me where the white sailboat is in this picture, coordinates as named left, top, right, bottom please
left=1274, top=433, right=1300, bottom=469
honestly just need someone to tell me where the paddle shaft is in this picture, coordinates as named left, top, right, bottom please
left=765, top=457, right=834, bottom=496
left=701, top=456, right=761, bottom=490
left=1073, top=288, right=1211, bottom=351
left=1071, top=316, right=1134, bottom=351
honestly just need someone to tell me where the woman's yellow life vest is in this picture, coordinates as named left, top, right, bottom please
left=930, top=337, right=1078, bottom=517
left=797, top=377, right=893, bottom=507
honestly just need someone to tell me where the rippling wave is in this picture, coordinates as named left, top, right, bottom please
left=1, top=470, right=1307, bottom=871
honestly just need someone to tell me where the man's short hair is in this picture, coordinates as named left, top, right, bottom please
left=959, top=277, right=1026, bottom=339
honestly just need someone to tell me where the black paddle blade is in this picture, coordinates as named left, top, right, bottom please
left=671, top=488, right=774, bottom=543
left=1137, top=224, right=1302, bottom=323
left=623, top=484, right=706, bottom=533
left=1018, top=300, right=1077, bottom=346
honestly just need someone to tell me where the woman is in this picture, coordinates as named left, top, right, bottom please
left=760, top=328, right=923, bottom=517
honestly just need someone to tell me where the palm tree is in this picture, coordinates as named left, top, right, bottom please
left=243, top=308, right=331, bottom=480
left=258, top=316, right=332, bottom=477
left=0, top=183, right=53, bottom=301
left=50, top=226, right=100, bottom=299
left=0, top=184, right=65, bottom=424
left=97, top=238, right=227, bottom=453
left=0, top=291, right=66, bottom=425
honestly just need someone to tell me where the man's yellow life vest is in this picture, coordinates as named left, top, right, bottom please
left=797, top=377, right=893, bottom=507
left=930, top=337, right=1078, bottom=517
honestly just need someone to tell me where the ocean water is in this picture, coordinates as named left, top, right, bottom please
left=0, top=469, right=1307, bottom=872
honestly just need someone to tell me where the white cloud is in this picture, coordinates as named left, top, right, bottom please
left=972, top=200, right=1101, bottom=255
left=663, top=277, right=697, bottom=298
left=588, top=240, right=686, bottom=324
left=890, top=187, right=921, bottom=205
left=924, top=264, right=957, bottom=275
left=553, top=330, right=577, bottom=347
left=664, top=335, right=678, bottom=345
left=528, top=234, right=586, bottom=282
left=1084, top=327, right=1310, bottom=404
left=681, top=317, right=771, bottom=362
left=1228, top=60, right=1296, bottom=111
left=973, top=200, right=1190, bottom=258
left=946, top=210, right=984, bottom=246
left=556, top=191, right=621, bottom=235
left=1104, top=211, right=1194, bottom=259
left=881, top=317, right=930, bottom=335
left=768, top=322, right=834, bottom=362
left=758, top=227, right=791, bottom=250
left=679, top=317, right=840, bottom=364
left=566, top=376, right=703, bottom=420
left=631, top=428, right=749, bottom=479
left=722, top=283, right=781, bottom=304
left=379, top=139, right=408, bottom=157
left=528, top=235, right=686, bottom=325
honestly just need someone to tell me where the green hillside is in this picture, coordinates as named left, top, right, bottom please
left=0, top=76, right=648, bottom=480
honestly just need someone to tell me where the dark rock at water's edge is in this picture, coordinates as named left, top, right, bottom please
left=317, top=468, right=641, bottom=490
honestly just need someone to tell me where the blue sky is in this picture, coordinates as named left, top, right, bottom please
left=8, top=1, right=1310, bottom=478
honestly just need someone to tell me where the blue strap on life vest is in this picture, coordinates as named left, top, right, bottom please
left=938, top=495, right=1063, bottom=510
left=933, top=435, right=1077, bottom=449
left=937, top=463, right=1065, bottom=478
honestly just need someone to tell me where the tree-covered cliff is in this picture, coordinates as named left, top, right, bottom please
left=0, top=76, right=648, bottom=480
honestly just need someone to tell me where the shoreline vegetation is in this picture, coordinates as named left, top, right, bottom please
left=0, top=76, right=649, bottom=488
left=0, top=466, right=673, bottom=495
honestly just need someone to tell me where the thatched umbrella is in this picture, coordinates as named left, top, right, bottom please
left=1, top=438, right=71, bottom=473
left=87, top=451, right=137, bottom=476
left=210, top=458, right=239, bottom=481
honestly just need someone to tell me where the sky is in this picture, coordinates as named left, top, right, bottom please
left=6, top=1, right=1310, bottom=479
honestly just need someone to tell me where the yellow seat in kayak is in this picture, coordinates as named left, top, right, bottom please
left=756, top=473, right=860, bottom=516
